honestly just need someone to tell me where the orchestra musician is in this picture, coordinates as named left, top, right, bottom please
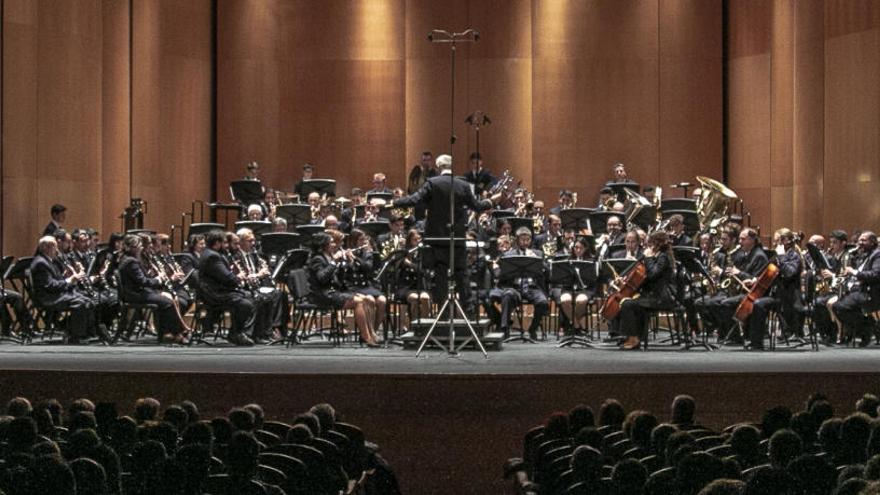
left=396, top=229, right=432, bottom=326
left=549, top=190, right=574, bottom=216
left=694, top=227, right=740, bottom=335
left=596, top=187, right=614, bottom=211
left=198, top=230, right=257, bottom=346
left=597, top=216, right=626, bottom=259
left=832, top=231, right=880, bottom=347
left=43, top=204, right=67, bottom=236
left=553, top=236, right=595, bottom=334
left=706, top=228, right=769, bottom=343
left=340, top=229, right=386, bottom=334
left=462, top=151, right=496, bottom=196
left=293, top=163, right=314, bottom=198
left=617, top=231, right=676, bottom=350
left=30, top=236, right=109, bottom=344
left=666, top=214, right=693, bottom=247
left=534, top=215, right=563, bottom=256
left=742, top=229, right=803, bottom=350
left=611, top=231, right=642, bottom=260
left=236, top=228, right=284, bottom=343
left=408, top=151, right=437, bottom=194
left=307, top=232, right=380, bottom=347
left=367, top=173, right=392, bottom=195
left=491, top=227, right=549, bottom=340
left=118, top=235, right=189, bottom=344
left=811, top=230, right=849, bottom=341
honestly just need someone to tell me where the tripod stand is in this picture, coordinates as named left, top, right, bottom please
left=415, top=28, right=486, bottom=359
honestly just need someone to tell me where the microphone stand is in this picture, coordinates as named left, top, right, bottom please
left=416, top=28, right=487, bottom=358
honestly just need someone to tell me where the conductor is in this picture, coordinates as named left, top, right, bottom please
left=390, top=154, right=499, bottom=311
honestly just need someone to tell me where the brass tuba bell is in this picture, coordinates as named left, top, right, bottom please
left=695, top=176, right=738, bottom=231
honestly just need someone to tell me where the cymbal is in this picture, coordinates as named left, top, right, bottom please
left=696, top=176, right=737, bottom=198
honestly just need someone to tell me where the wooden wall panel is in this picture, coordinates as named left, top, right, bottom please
left=131, top=0, right=212, bottom=235
left=101, top=0, right=131, bottom=238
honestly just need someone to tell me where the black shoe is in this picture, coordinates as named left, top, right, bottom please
left=97, top=324, right=111, bottom=344
left=228, top=333, right=254, bottom=346
left=744, top=342, right=764, bottom=351
left=528, top=329, right=538, bottom=340
left=252, top=336, right=269, bottom=345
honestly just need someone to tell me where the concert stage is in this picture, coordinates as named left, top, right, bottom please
left=2, top=341, right=879, bottom=494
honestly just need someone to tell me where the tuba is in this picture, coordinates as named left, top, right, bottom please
left=623, top=188, right=653, bottom=230
left=695, top=176, right=738, bottom=231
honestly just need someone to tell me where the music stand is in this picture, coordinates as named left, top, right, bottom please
left=497, top=256, right=545, bottom=343
left=806, top=243, right=831, bottom=272
left=366, top=192, right=393, bottom=204
left=126, top=229, right=156, bottom=236
left=601, top=258, right=639, bottom=281
left=589, top=211, right=622, bottom=235
left=295, top=225, right=325, bottom=240
left=551, top=260, right=598, bottom=348
left=606, top=181, right=640, bottom=203
left=188, top=223, right=226, bottom=238
left=275, top=204, right=311, bottom=227
left=560, top=208, right=593, bottom=231
left=627, top=204, right=657, bottom=231
left=272, top=249, right=311, bottom=283
left=417, top=237, right=487, bottom=356
left=207, top=202, right=242, bottom=227
left=261, top=233, right=302, bottom=267
left=358, top=221, right=390, bottom=240
left=661, top=198, right=697, bottom=212
left=299, top=179, right=336, bottom=197
left=507, top=217, right=533, bottom=235
left=673, top=246, right=718, bottom=351
left=234, top=220, right=272, bottom=236
left=230, top=180, right=264, bottom=205
left=491, top=209, right=516, bottom=219
left=661, top=210, right=700, bottom=236
left=607, top=244, right=626, bottom=258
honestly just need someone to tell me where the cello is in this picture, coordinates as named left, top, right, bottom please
left=600, top=261, right=647, bottom=320
left=733, top=262, right=779, bottom=322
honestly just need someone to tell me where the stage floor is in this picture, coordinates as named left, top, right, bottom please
left=1, top=337, right=878, bottom=375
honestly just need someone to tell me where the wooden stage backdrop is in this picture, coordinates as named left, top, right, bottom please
left=2, top=0, right=878, bottom=256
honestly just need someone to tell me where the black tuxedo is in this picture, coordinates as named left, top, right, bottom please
left=394, top=173, right=493, bottom=306
left=240, top=250, right=285, bottom=339
left=118, top=255, right=183, bottom=334
left=462, top=168, right=496, bottom=195
left=619, top=252, right=676, bottom=339
left=746, top=248, right=802, bottom=346
left=833, top=247, right=880, bottom=343
left=29, top=254, right=96, bottom=339
left=703, top=246, right=770, bottom=339
left=490, top=248, right=549, bottom=338
left=42, top=221, right=60, bottom=236
left=198, top=248, right=255, bottom=337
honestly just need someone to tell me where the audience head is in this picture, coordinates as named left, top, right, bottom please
left=163, top=405, right=189, bottom=433
left=243, top=403, right=265, bottom=430
left=697, top=479, right=745, bottom=495
left=612, top=458, right=648, bottom=494
left=840, top=412, right=873, bottom=464
left=568, top=404, right=595, bottom=435
left=544, top=412, right=570, bottom=441
left=743, top=466, right=795, bottom=495
left=181, top=420, right=214, bottom=449
left=767, top=429, right=802, bottom=468
left=293, top=412, right=321, bottom=438
left=573, top=426, right=604, bottom=451
left=226, top=431, right=260, bottom=480
left=6, top=397, right=32, bottom=418
left=133, top=397, right=160, bottom=424
left=858, top=394, right=880, bottom=418
left=286, top=424, right=314, bottom=444
left=624, top=410, right=658, bottom=449
left=570, top=445, right=604, bottom=480
left=650, top=423, right=679, bottom=458
left=676, top=452, right=727, bottom=495
left=671, top=395, right=696, bottom=426
left=6, top=416, right=38, bottom=452
left=210, top=416, right=233, bottom=444
left=760, top=406, right=792, bottom=439
left=787, top=454, right=837, bottom=495
left=730, top=424, right=762, bottom=460
left=228, top=408, right=256, bottom=432
left=309, top=403, right=336, bottom=433
left=33, top=454, right=76, bottom=495
left=599, top=399, right=626, bottom=429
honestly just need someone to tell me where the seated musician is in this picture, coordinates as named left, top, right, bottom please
left=491, top=227, right=549, bottom=340
left=237, top=228, right=284, bottom=343
left=742, top=229, right=803, bottom=350
left=155, top=233, right=193, bottom=312
left=198, top=230, right=257, bottom=346
left=597, top=216, right=626, bottom=258
left=243, top=161, right=260, bottom=181
left=549, top=190, right=574, bottom=216
left=338, top=229, right=386, bottom=335
left=307, top=192, right=323, bottom=224
left=271, top=217, right=287, bottom=233
left=359, top=199, right=385, bottom=224
left=832, top=231, right=880, bottom=347
left=553, top=236, right=596, bottom=334
left=307, top=233, right=380, bottom=346
left=706, top=228, right=769, bottom=343
left=694, top=226, right=739, bottom=335
left=118, top=235, right=189, bottom=344
left=408, top=151, right=436, bottom=194
left=30, top=236, right=108, bottom=344
left=293, top=163, right=314, bottom=198
left=611, top=231, right=642, bottom=260
left=245, top=204, right=264, bottom=221
left=617, top=231, right=676, bottom=350
left=378, top=215, right=406, bottom=251
left=666, top=214, right=693, bottom=247
left=396, top=229, right=432, bottom=326
left=534, top=215, right=563, bottom=256
left=596, top=187, right=614, bottom=211
left=367, top=173, right=392, bottom=195
left=812, top=230, right=848, bottom=341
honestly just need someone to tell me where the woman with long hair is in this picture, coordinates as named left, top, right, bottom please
left=617, top=231, right=676, bottom=350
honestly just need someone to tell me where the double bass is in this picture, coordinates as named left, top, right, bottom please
left=733, top=262, right=779, bottom=322
left=600, top=261, right=647, bottom=320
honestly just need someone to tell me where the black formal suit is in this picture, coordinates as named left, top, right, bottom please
left=118, top=255, right=182, bottom=334
left=393, top=172, right=493, bottom=306
left=408, top=165, right=437, bottom=221
left=306, top=253, right=352, bottom=308
left=1, top=288, right=32, bottom=335
left=462, top=168, right=496, bottom=196
left=709, top=246, right=770, bottom=339
left=239, top=250, right=284, bottom=339
left=198, top=247, right=255, bottom=338
left=812, top=249, right=849, bottom=339
left=671, top=232, right=693, bottom=247
left=619, top=252, right=676, bottom=339
left=29, top=254, right=96, bottom=339
left=42, top=221, right=60, bottom=237
left=490, top=247, right=549, bottom=338
left=833, top=247, right=880, bottom=344
left=746, top=247, right=802, bottom=347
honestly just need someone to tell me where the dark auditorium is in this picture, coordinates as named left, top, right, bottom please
left=1, top=1, right=880, bottom=494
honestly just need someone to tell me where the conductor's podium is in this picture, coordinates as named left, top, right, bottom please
left=401, top=318, right=505, bottom=351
